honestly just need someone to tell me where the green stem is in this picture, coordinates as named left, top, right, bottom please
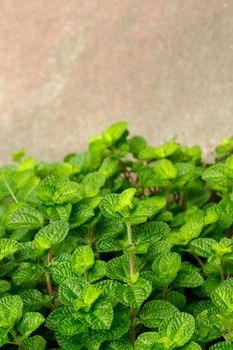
left=220, top=260, right=225, bottom=281
left=126, top=221, right=136, bottom=346
left=45, top=249, right=53, bottom=295
left=4, top=179, right=18, bottom=203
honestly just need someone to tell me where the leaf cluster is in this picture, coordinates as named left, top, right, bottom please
left=0, top=122, right=233, bottom=349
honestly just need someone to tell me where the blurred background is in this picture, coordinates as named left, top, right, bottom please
left=1, top=0, right=233, bottom=164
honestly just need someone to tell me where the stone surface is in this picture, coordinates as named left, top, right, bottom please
left=1, top=0, right=233, bottom=164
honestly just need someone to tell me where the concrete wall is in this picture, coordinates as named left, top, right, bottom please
left=1, top=0, right=233, bottom=164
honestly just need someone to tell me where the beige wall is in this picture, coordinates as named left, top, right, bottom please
left=1, top=0, right=233, bottom=164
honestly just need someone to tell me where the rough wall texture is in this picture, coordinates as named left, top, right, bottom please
left=1, top=0, right=233, bottom=164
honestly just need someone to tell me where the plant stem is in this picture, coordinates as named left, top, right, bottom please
left=45, top=249, right=53, bottom=295
left=220, top=260, right=225, bottom=281
left=126, top=221, right=136, bottom=346
left=4, top=179, right=18, bottom=203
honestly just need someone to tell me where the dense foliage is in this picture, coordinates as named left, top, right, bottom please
left=1, top=122, right=233, bottom=350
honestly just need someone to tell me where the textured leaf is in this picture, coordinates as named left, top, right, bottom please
left=160, top=312, right=195, bottom=347
left=99, top=194, right=124, bottom=221
left=134, top=332, right=161, bottom=350
left=174, top=264, right=204, bottom=288
left=202, top=164, right=230, bottom=191
left=88, top=260, right=106, bottom=283
left=36, top=175, right=82, bottom=205
left=209, top=343, right=233, bottom=350
left=152, top=252, right=181, bottom=287
left=179, top=341, right=202, bottom=350
left=131, top=196, right=166, bottom=224
left=141, top=300, right=179, bottom=328
left=69, top=202, right=94, bottom=228
left=133, top=221, right=170, bottom=246
left=22, top=335, right=46, bottom=350
left=83, top=298, right=113, bottom=330
left=51, top=260, right=77, bottom=284
left=17, top=312, right=45, bottom=337
left=12, top=262, right=43, bottom=286
left=0, top=280, right=11, bottom=293
left=7, top=206, right=44, bottom=230
left=19, top=289, right=48, bottom=311
left=113, top=188, right=136, bottom=211
left=0, top=295, right=23, bottom=328
left=96, top=280, right=122, bottom=306
left=58, top=278, right=87, bottom=306
left=117, top=278, right=152, bottom=308
left=211, top=286, right=233, bottom=314
left=46, top=203, right=72, bottom=221
left=33, top=221, right=69, bottom=249
left=0, top=238, right=19, bottom=260
left=93, top=307, right=130, bottom=342
left=55, top=333, right=86, bottom=350
left=189, top=238, right=217, bottom=257
left=46, top=306, right=86, bottom=335
left=106, top=254, right=140, bottom=284
left=71, top=245, right=95, bottom=274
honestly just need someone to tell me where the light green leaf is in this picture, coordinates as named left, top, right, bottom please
left=117, top=278, right=152, bottom=308
left=19, top=289, right=48, bottom=311
left=58, top=278, right=87, bottom=306
left=152, top=252, right=181, bottom=287
left=93, top=307, right=130, bottom=342
left=7, top=206, right=44, bottom=230
left=102, top=121, right=127, bottom=146
left=0, top=238, right=19, bottom=260
left=12, top=262, right=43, bottom=286
left=211, top=286, right=233, bottom=314
left=88, top=260, right=106, bottom=283
left=141, top=300, right=179, bottom=328
left=46, top=306, right=86, bottom=336
left=113, top=188, right=136, bottom=211
left=154, top=159, right=177, bottom=179
left=99, top=158, right=120, bottom=178
left=179, top=341, right=202, bottom=350
left=138, top=141, right=177, bottom=160
left=131, top=196, right=166, bottom=224
left=134, top=332, right=161, bottom=350
left=71, top=246, right=95, bottom=274
left=36, top=175, right=82, bottom=205
left=17, top=312, right=44, bottom=337
left=69, top=202, right=94, bottom=229
left=99, top=194, right=124, bottom=221
left=46, top=203, right=72, bottom=221
left=188, top=238, right=217, bottom=257
left=83, top=298, right=113, bottom=330
left=174, top=264, right=204, bottom=288
left=202, top=164, right=231, bottom=191
left=33, top=221, right=69, bottom=249
left=209, top=342, right=233, bottom=350
left=106, top=254, right=140, bottom=284
left=160, top=312, right=195, bottom=347
left=82, top=172, right=106, bottom=197
left=55, top=333, right=86, bottom=350
left=0, top=295, right=23, bottom=328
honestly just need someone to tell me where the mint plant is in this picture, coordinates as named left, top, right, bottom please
left=1, top=122, right=233, bottom=349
